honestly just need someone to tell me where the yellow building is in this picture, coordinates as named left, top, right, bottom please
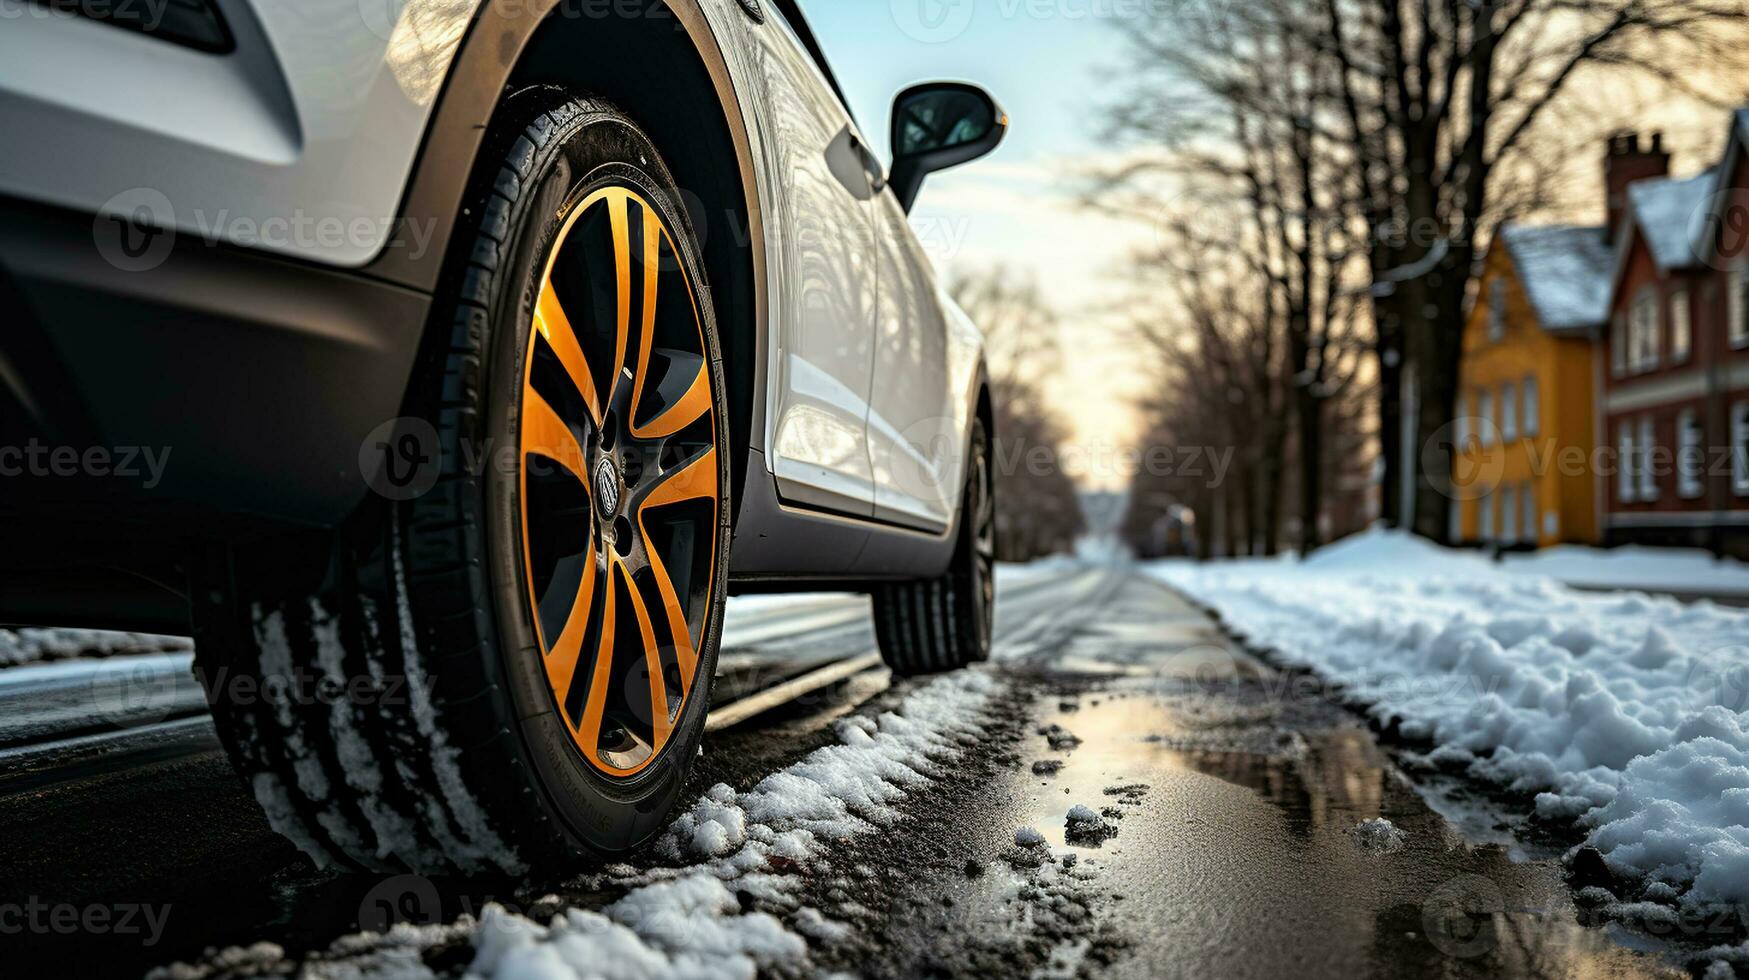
left=1454, top=225, right=1610, bottom=547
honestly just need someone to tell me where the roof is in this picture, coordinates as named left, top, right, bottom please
left=1698, top=109, right=1749, bottom=267
left=1499, top=224, right=1614, bottom=332
left=1625, top=169, right=1714, bottom=271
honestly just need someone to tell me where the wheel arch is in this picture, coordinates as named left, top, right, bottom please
left=366, top=0, right=766, bottom=523
left=975, top=372, right=995, bottom=445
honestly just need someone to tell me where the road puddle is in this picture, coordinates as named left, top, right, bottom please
left=1012, top=581, right=1695, bottom=979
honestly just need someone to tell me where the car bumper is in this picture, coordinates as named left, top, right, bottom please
left=0, top=195, right=430, bottom=536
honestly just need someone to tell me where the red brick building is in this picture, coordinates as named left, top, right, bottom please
left=1602, top=117, right=1749, bottom=557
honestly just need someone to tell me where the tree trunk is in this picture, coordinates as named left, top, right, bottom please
left=1374, top=295, right=1403, bottom=527
left=1411, top=264, right=1468, bottom=542
left=1260, top=420, right=1284, bottom=556
left=1297, top=389, right=1324, bottom=555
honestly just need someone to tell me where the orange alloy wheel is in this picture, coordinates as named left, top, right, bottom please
left=518, top=185, right=720, bottom=778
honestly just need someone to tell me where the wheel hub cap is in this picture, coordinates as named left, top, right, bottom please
left=593, top=457, right=622, bottom=518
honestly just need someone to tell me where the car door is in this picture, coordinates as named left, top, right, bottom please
left=867, top=192, right=960, bottom=532
left=746, top=2, right=882, bottom=516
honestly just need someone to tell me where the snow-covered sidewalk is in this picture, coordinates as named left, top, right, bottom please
left=1149, top=529, right=1749, bottom=909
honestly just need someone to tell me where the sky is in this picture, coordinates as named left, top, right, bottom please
left=796, top=0, right=1156, bottom=489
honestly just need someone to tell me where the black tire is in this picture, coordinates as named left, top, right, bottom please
left=190, top=90, right=732, bottom=876
left=872, top=415, right=995, bottom=675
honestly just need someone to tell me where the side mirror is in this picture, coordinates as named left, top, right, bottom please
left=888, top=82, right=1008, bottom=213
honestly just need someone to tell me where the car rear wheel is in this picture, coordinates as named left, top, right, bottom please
left=190, top=90, right=731, bottom=875
left=871, top=416, right=995, bottom=675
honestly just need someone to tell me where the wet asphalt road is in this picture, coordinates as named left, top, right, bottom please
left=0, top=564, right=1705, bottom=979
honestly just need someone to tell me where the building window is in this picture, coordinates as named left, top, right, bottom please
left=1456, top=393, right=1470, bottom=448
left=1521, top=481, right=1536, bottom=544
left=1479, top=491, right=1495, bottom=542
left=1618, top=422, right=1637, bottom=504
left=1488, top=279, right=1506, bottom=343
left=1733, top=263, right=1749, bottom=349
left=1501, top=382, right=1518, bottom=441
left=1611, top=313, right=1627, bottom=378
left=1670, top=288, right=1691, bottom=364
left=1638, top=415, right=1659, bottom=502
left=1478, top=389, right=1495, bottom=446
left=1678, top=409, right=1705, bottom=500
left=1502, top=484, right=1518, bottom=542
left=1629, top=287, right=1661, bottom=372
left=1734, top=402, right=1749, bottom=496
left=1521, top=376, right=1539, bottom=438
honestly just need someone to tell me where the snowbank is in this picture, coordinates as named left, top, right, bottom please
left=1149, top=529, right=1749, bottom=905
left=1248, top=525, right=1749, bottom=597
left=1504, top=545, right=1749, bottom=598
left=0, top=628, right=190, bottom=668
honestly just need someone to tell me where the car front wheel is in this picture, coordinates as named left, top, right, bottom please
left=191, top=90, right=731, bottom=875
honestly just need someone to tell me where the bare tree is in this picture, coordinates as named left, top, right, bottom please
left=948, top=267, right=1087, bottom=561
left=1099, top=0, right=1748, bottom=544
left=1092, top=0, right=1374, bottom=555
left=1322, top=0, right=1746, bottom=539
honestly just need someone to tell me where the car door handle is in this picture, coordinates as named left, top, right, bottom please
left=849, top=133, right=887, bottom=193
left=826, top=126, right=879, bottom=201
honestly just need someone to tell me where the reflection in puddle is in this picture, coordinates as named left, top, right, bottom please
left=1017, top=675, right=1686, bottom=980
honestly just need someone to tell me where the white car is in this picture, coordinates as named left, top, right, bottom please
left=0, top=0, right=1002, bottom=872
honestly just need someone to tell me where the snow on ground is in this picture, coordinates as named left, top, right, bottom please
left=0, top=595, right=870, bottom=671
left=1233, top=527, right=1749, bottom=597
left=1149, top=528, right=1749, bottom=907
left=151, top=666, right=1007, bottom=979
left=1503, top=545, right=1749, bottom=597
left=719, top=592, right=862, bottom=622
left=0, top=627, right=190, bottom=667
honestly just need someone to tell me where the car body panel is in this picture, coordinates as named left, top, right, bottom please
left=722, top=1, right=883, bottom=516
left=869, top=191, right=964, bottom=532
left=0, top=0, right=987, bottom=609
left=0, top=0, right=479, bottom=268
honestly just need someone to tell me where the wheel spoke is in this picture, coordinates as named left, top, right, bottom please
left=573, top=558, right=618, bottom=769
left=627, top=206, right=662, bottom=426
left=535, top=191, right=634, bottom=423
left=642, top=530, right=700, bottom=692
left=636, top=446, right=717, bottom=686
left=618, top=563, right=674, bottom=747
left=641, top=445, right=719, bottom=509
left=521, top=386, right=589, bottom=483
left=535, top=280, right=611, bottom=425
left=629, top=222, right=712, bottom=440
left=603, top=191, right=633, bottom=411
left=631, top=361, right=712, bottom=440
left=539, top=552, right=598, bottom=707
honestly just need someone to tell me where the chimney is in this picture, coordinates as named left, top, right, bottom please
left=1604, top=131, right=1671, bottom=241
